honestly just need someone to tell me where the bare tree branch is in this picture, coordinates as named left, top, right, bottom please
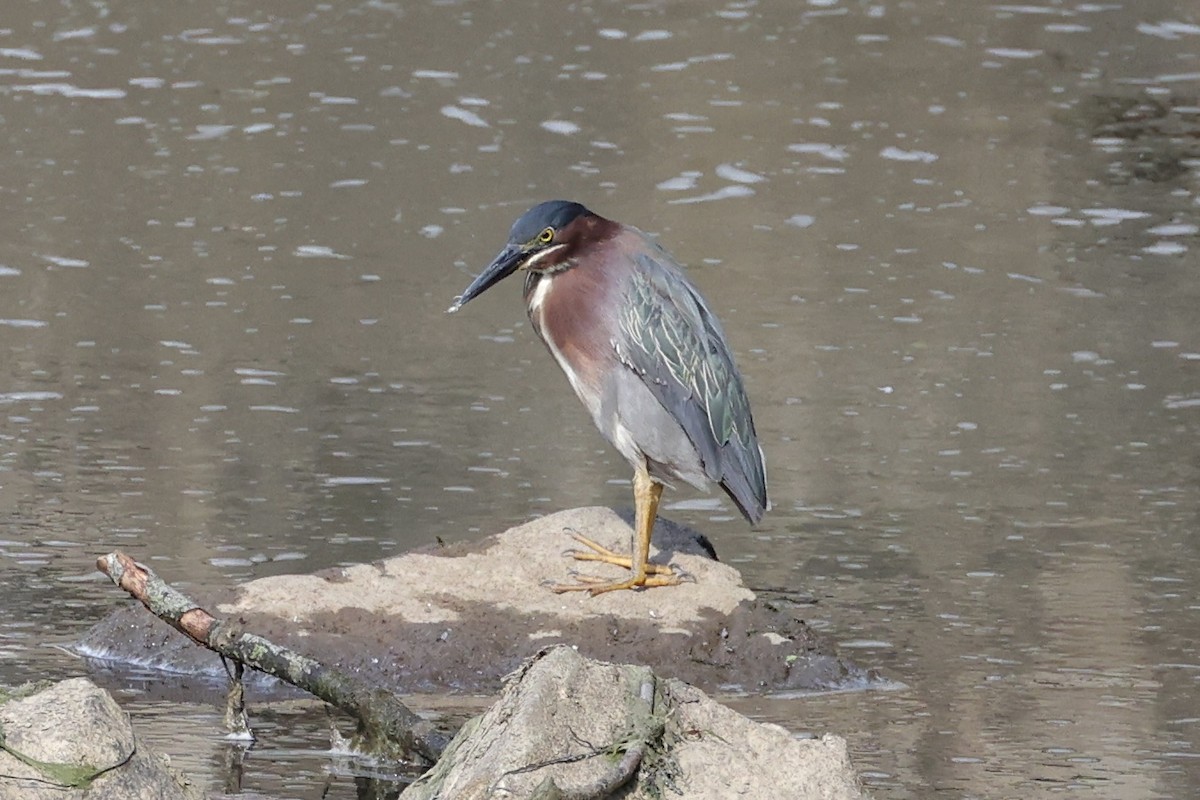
left=96, top=551, right=448, bottom=765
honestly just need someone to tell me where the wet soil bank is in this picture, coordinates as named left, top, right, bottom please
left=78, top=507, right=875, bottom=696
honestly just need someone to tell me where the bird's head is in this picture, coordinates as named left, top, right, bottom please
left=448, top=200, right=597, bottom=312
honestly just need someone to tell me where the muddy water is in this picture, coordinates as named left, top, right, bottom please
left=2, top=0, right=1199, bottom=797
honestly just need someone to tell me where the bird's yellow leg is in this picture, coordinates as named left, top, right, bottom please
left=550, top=463, right=681, bottom=595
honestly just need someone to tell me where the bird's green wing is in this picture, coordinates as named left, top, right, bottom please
left=615, top=243, right=767, bottom=520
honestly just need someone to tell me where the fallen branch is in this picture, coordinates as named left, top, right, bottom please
left=95, top=551, right=448, bottom=765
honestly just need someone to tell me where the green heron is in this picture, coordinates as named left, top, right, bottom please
left=448, top=200, right=767, bottom=594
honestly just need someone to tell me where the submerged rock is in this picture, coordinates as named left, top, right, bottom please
left=79, top=507, right=873, bottom=695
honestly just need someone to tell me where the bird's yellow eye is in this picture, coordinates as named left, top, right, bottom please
left=537, top=227, right=555, bottom=244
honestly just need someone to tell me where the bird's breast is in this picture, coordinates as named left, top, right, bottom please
left=526, top=269, right=619, bottom=424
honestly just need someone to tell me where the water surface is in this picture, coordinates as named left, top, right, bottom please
left=2, top=1, right=1199, bottom=797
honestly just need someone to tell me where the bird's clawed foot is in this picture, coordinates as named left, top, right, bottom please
left=559, top=531, right=675, bottom=575
left=549, top=529, right=681, bottom=595
left=548, top=570, right=683, bottom=596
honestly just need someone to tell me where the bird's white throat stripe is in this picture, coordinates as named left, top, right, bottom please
left=523, top=243, right=567, bottom=271
left=528, top=272, right=553, bottom=315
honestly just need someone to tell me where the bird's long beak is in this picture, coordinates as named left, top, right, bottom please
left=447, top=244, right=526, bottom=313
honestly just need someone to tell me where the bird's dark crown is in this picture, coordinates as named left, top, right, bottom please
left=507, top=200, right=591, bottom=246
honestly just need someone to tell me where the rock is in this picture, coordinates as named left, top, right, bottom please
left=0, top=678, right=201, bottom=800
left=78, top=507, right=874, bottom=694
left=402, top=646, right=865, bottom=800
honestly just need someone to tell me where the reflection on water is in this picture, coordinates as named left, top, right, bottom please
left=2, top=0, right=1199, bottom=797
left=118, top=697, right=428, bottom=798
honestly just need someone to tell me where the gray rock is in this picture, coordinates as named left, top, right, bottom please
left=403, top=646, right=865, bottom=800
left=0, top=678, right=201, bottom=800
